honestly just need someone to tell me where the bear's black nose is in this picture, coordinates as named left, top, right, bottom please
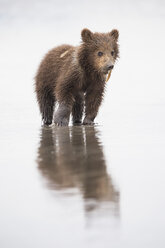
left=108, top=65, right=114, bottom=70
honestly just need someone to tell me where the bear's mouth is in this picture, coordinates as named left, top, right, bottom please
left=103, top=65, right=114, bottom=75
left=103, top=68, right=113, bottom=75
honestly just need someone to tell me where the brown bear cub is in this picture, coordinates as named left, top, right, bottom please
left=35, top=28, right=119, bottom=126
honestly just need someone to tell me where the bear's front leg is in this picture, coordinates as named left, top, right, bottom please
left=72, top=92, right=84, bottom=125
left=83, top=89, right=104, bottom=125
left=54, top=103, right=71, bottom=126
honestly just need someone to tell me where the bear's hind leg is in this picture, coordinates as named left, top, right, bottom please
left=43, top=103, right=54, bottom=126
left=37, top=86, right=55, bottom=126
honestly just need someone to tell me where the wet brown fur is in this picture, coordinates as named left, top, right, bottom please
left=35, top=28, right=119, bottom=126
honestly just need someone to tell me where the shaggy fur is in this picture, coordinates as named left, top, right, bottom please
left=35, top=28, right=119, bottom=126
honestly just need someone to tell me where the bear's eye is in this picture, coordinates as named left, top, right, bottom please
left=111, top=51, right=114, bottom=56
left=98, top=51, right=103, bottom=57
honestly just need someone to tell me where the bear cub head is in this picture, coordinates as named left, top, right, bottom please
left=80, top=28, right=119, bottom=75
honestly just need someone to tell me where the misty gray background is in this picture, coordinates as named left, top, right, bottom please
left=0, top=1, right=165, bottom=248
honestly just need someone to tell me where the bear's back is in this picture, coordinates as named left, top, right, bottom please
left=35, top=44, right=74, bottom=88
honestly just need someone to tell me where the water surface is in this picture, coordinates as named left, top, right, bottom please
left=0, top=0, right=165, bottom=247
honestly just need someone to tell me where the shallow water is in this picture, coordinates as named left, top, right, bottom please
left=37, top=126, right=119, bottom=211
left=1, top=106, right=165, bottom=248
left=0, top=0, right=165, bottom=247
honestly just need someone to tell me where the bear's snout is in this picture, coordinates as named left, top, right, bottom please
left=103, top=64, right=114, bottom=74
left=107, top=65, right=114, bottom=70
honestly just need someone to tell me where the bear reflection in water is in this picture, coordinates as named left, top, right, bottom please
left=37, top=126, right=119, bottom=213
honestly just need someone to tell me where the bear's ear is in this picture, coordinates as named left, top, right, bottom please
left=81, top=28, right=93, bottom=42
left=109, top=29, right=119, bottom=41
